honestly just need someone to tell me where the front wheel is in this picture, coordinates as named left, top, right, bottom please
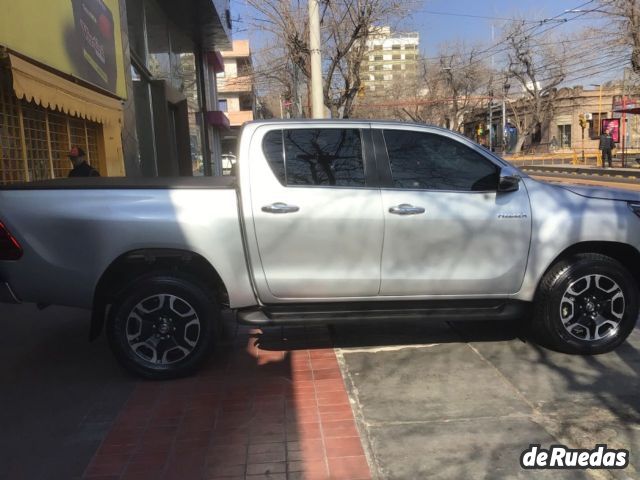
left=107, top=272, right=219, bottom=379
left=533, top=253, right=639, bottom=354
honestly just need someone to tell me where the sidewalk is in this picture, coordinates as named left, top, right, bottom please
left=83, top=322, right=371, bottom=480
left=518, top=163, right=640, bottom=179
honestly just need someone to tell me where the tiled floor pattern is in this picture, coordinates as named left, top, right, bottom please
left=83, top=325, right=371, bottom=480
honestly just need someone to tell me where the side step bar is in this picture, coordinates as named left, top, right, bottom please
left=237, top=301, right=530, bottom=326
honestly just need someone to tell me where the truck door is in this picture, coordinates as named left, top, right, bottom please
left=376, top=126, right=532, bottom=296
left=246, top=124, right=384, bottom=301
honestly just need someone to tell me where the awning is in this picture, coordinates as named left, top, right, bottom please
left=8, top=53, right=123, bottom=126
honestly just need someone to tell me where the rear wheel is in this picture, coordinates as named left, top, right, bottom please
left=533, top=253, right=639, bottom=354
left=107, top=272, right=219, bottom=379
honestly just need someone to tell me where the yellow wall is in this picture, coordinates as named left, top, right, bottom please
left=0, top=0, right=126, bottom=99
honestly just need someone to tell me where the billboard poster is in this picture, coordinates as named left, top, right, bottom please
left=602, top=118, right=621, bottom=143
left=0, top=0, right=126, bottom=98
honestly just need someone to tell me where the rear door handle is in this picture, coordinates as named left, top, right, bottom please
left=262, top=202, right=300, bottom=214
left=389, top=204, right=426, bottom=215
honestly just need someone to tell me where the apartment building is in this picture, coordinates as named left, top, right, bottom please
left=217, top=39, right=254, bottom=163
left=360, top=26, right=420, bottom=96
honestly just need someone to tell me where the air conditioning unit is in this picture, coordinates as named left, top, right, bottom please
left=584, top=113, right=593, bottom=120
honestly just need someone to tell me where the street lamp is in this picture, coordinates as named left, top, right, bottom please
left=502, top=80, right=511, bottom=152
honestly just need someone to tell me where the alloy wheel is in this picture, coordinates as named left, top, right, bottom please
left=559, top=274, right=625, bottom=342
left=125, top=294, right=201, bottom=364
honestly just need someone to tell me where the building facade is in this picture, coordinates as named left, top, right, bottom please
left=464, top=85, right=640, bottom=156
left=123, top=0, right=232, bottom=177
left=360, top=27, right=419, bottom=96
left=0, top=0, right=127, bottom=183
left=216, top=39, right=254, bottom=169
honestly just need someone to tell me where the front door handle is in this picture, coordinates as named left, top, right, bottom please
left=389, top=204, right=426, bottom=215
left=262, top=202, right=300, bottom=214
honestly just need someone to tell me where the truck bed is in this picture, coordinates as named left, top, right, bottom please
left=0, top=176, right=236, bottom=190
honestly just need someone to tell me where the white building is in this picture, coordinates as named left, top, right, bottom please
left=360, top=26, right=420, bottom=95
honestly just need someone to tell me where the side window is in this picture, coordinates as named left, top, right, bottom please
left=383, top=130, right=499, bottom=191
left=262, top=130, right=285, bottom=183
left=263, top=128, right=366, bottom=187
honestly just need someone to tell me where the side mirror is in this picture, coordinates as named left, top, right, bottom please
left=498, top=174, right=520, bottom=192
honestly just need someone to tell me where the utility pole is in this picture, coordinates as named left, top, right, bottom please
left=502, top=80, right=510, bottom=152
left=622, top=67, right=627, bottom=167
left=309, top=0, right=324, bottom=118
left=488, top=89, right=493, bottom=151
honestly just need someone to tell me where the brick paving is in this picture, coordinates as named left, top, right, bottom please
left=82, top=325, right=371, bottom=480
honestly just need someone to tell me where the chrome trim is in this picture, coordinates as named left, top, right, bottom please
left=261, top=203, right=300, bottom=214
left=388, top=204, right=426, bottom=215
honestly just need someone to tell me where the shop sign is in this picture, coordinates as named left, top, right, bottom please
left=0, top=0, right=126, bottom=98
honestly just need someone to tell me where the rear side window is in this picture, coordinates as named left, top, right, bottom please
left=383, top=130, right=499, bottom=191
left=262, top=129, right=365, bottom=187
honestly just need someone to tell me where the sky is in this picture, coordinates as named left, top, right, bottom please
left=229, top=0, right=626, bottom=86
left=403, top=0, right=596, bottom=56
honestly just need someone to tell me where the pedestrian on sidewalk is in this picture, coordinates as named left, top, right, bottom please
left=68, top=146, right=100, bottom=177
left=599, top=128, right=614, bottom=168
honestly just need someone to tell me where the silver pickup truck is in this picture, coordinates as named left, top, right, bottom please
left=1, top=120, right=640, bottom=378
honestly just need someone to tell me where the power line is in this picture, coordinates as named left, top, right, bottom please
left=423, top=0, right=596, bottom=69
left=414, top=10, right=564, bottom=24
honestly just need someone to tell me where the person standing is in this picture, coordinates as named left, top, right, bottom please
left=598, top=128, right=614, bottom=168
left=68, top=146, right=100, bottom=177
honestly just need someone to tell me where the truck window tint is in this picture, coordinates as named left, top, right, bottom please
left=262, top=130, right=286, bottom=183
left=263, top=129, right=365, bottom=187
left=383, top=130, right=499, bottom=191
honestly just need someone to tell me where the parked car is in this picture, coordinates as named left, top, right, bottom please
left=1, top=120, right=639, bottom=378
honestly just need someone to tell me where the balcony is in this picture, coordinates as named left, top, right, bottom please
left=224, top=110, right=254, bottom=126
left=221, top=40, right=250, bottom=58
left=218, top=75, right=253, bottom=93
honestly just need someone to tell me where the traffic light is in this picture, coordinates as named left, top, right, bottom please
left=578, top=113, right=588, bottom=129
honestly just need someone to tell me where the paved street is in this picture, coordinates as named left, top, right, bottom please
left=336, top=320, right=640, bottom=480
left=0, top=304, right=136, bottom=480
left=1, top=301, right=639, bottom=479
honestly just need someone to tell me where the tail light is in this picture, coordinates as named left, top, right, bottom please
left=0, top=222, right=23, bottom=260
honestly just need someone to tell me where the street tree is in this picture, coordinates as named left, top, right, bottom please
left=596, top=0, right=640, bottom=74
left=386, top=44, right=489, bottom=131
left=246, top=0, right=412, bottom=118
left=503, top=21, right=567, bottom=152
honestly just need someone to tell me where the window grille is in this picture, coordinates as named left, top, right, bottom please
left=0, top=68, right=102, bottom=184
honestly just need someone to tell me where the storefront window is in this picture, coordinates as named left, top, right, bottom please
left=558, top=124, right=572, bottom=149
left=0, top=82, right=102, bottom=183
left=126, top=0, right=147, bottom=63
left=125, top=0, right=204, bottom=176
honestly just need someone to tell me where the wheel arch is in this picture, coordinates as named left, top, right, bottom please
left=90, top=248, right=229, bottom=341
left=537, top=241, right=640, bottom=296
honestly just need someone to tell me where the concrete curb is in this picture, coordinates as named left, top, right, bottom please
left=520, top=164, right=640, bottom=179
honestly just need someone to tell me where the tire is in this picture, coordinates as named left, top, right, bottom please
left=533, top=253, right=639, bottom=354
left=107, top=272, right=220, bottom=379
